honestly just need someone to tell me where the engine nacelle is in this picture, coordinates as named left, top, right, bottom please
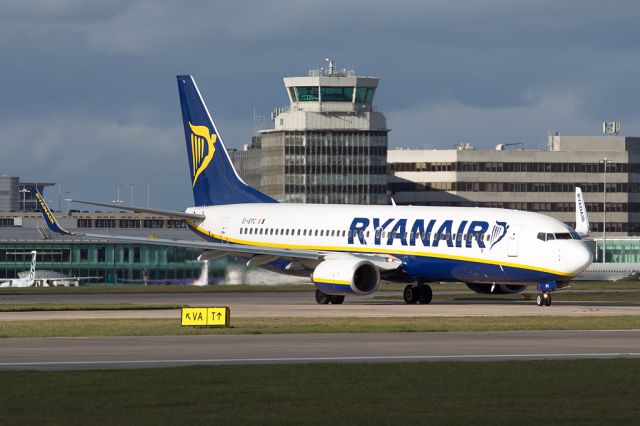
left=466, top=283, right=527, bottom=295
left=312, top=257, right=380, bottom=295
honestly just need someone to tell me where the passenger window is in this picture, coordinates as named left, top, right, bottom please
left=315, top=230, right=319, bottom=236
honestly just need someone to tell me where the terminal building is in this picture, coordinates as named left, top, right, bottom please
left=388, top=133, right=640, bottom=261
left=230, top=60, right=389, bottom=205
left=0, top=181, right=212, bottom=284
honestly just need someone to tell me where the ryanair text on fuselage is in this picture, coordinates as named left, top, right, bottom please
left=347, top=217, right=509, bottom=249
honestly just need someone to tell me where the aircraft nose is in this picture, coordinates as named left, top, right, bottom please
left=569, top=242, right=593, bottom=275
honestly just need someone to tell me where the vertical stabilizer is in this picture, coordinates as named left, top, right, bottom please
left=575, top=187, right=590, bottom=236
left=176, top=75, right=276, bottom=206
left=192, top=260, right=209, bottom=287
left=26, top=250, right=37, bottom=283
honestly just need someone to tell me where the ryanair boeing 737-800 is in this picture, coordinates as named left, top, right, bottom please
left=34, top=75, right=593, bottom=306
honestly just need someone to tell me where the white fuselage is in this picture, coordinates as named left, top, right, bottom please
left=185, top=203, right=592, bottom=284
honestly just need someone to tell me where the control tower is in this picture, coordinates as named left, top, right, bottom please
left=232, top=60, right=389, bottom=204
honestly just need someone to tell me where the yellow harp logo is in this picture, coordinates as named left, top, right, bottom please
left=189, top=122, right=217, bottom=187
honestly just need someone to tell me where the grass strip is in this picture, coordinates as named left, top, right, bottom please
left=0, top=303, right=182, bottom=312
left=0, top=359, right=639, bottom=425
left=1, top=315, right=640, bottom=338
left=0, top=283, right=315, bottom=295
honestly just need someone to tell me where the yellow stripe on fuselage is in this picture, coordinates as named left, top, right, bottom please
left=187, top=222, right=575, bottom=278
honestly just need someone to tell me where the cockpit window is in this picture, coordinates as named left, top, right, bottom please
left=539, top=231, right=582, bottom=241
left=554, top=233, right=572, bottom=240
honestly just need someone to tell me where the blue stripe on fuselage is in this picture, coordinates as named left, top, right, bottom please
left=401, top=255, right=561, bottom=284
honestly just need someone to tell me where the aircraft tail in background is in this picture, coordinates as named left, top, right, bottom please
left=575, top=187, right=590, bottom=237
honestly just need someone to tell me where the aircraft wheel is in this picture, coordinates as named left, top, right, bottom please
left=544, top=292, right=552, bottom=306
left=418, top=284, right=433, bottom=304
left=315, top=289, right=331, bottom=305
left=536, top=294, right=544, bottom=306
left=330, top=295, right=345, bottom=305
left=403, top=285, right=418, bottom=304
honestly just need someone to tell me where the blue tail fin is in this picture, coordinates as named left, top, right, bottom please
left=176, top=75, right=276, bottom=206
left=32, top=188, right=70, bottom=235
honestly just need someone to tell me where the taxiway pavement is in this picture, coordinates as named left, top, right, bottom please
left=0, top=330, right=638, bottom=370
left=0, top=291, right=639, bottom=320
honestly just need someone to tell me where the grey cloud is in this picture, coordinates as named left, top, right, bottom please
left=2, top=0, right=640, bottom=209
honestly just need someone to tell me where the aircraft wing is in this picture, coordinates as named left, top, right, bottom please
left=34, top=189, right=318, bottom=261
left=64, top=198, right=205, bottom=221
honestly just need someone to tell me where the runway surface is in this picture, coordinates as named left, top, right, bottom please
left=1, top=291, right=639, bottom=320
left=1, top=330, right=639, bottom=370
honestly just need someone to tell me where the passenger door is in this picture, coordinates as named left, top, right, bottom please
left=507, top=224, right=522, bottom=257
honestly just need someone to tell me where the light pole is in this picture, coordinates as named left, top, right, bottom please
left=64, top=192, right=70, bottom=213
left=19, top=187, right=29, bottom=211
left=113, top=184, right=123, bottom=205
left=600, top=157, right=612, bottom=262
left=130, top=184, right=134, bottom=206
left=146, top=182, right=150, bottom=208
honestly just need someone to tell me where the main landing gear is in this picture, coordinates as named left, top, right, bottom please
left=536, top=292, right=552, bottom=307
left=315, top=289, right=344, bottom=305
left=403, top=282, right=433, bottom=304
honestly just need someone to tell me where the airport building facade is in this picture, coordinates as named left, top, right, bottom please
left=0, top=208, right=210, bottom=284
left=230, top=61, right=389, bottom=205
left=388, top=135, right=640, bottom=240
left=0, top=176, right=55, bottom=212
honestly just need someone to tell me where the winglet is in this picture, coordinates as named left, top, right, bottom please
left=32, top=188, right=71, bottom=235
left=575, top=187, right=590, bottom=237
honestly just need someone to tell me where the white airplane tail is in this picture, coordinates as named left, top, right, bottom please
left=575, top=187, right=590, bottom=237
left=192, top=260, right=209, bottom=286
left=26, top=251, right=37, bottom=284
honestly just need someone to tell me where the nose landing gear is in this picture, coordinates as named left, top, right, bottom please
left=535, top=281, right=557, bottom=307
left=536, top=292, right=552, bottom=306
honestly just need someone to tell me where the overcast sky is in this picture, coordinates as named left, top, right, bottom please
left=2, top=0, right=640, bottom=210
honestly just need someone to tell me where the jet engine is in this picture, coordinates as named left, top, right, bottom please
left=466, top=283, right=527, bottom=294
left=312, top=256, right=380, bottom=295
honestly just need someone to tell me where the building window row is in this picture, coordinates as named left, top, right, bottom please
left=0, top=218, right=15, bottom=227
left=285, top=145, right=387, bottom=156
left=391, top=161, right=632, bottom=174
left=78, top=219, right=187, bottom=229
left=284, top=165, right=387, bottom=175
left=389, top=181, right=636, bottom=193
left=285, top=184, right=387, bottom=195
